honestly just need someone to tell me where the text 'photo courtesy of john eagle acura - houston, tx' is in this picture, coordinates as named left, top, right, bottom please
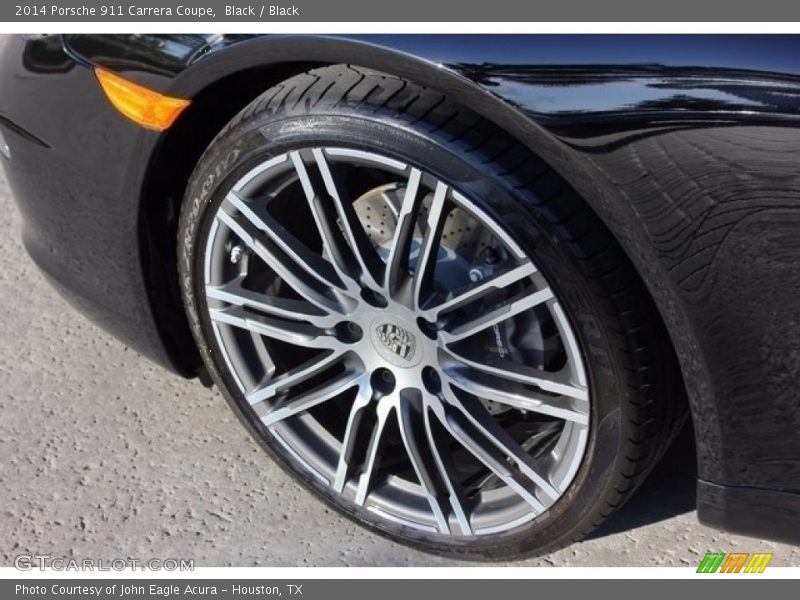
left=1, top=34, right=799, bottom=560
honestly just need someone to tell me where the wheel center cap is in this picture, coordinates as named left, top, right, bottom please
left=371, top=320, right=422, bottom=368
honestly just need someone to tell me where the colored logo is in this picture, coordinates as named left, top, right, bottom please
left=696, top=552, right=773, bottom=573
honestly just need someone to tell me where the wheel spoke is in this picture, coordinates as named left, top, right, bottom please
left=332, top=384, right=374, bottom=493
left=209, top=305, right=340, bottom=350
left=396, top=394, right=451, bottom=534
left=261, top=371, right=365, bottom=427
left=224, top=191, right=347, bottom=291
left=355, top=399, right=394, bottom=506
left=206, top=277, right=338, bottom=329
left=312, top=148, right=385, bottom=292
left=421, top=262, right=537, bottom=322
left=412, top=181, right=448, bottom=310
left=440, top=286, right=554, bottom=344
left=428, top=398, right=547, bottom=514
left=383, top=168, right=422, bottom=296
left=442, top=367, right=589, bottom=425
left=246, top=350, right=347, bottom=406
left=442, top=387, right=560, bottom=501
left=215, top=209, right=344, bottom=315
left=422, top=397, right=473, bottom=535
left=443, top=349, right=588, bottom=401
left=290, top=152, right=362, bottom=294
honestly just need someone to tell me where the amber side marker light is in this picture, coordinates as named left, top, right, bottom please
left=94, top=67, right=190, bottom=131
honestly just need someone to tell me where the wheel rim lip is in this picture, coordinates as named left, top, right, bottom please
left=200, top=145, right=590, bottom=538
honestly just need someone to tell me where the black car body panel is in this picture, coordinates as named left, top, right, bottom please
left=2, top=34, right=799, bottom=544
left=0, top=35, right=184, bottom=373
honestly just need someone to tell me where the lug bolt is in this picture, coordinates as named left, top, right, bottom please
left=422, top=366, right=442, bottom=394
left=230, top=245, right=244, bottom=264
left=371, top=368, right=396, bottom=396
left=335, top=321, right=362, bottom=343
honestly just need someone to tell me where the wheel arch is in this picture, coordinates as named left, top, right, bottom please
left=139, top=35, right=696, bottom=451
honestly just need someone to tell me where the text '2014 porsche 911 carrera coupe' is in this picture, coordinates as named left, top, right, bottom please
left=1, top=34, right=799, bottom=559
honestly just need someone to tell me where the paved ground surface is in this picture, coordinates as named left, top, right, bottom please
left=1, top=170, right=798, bottom=568
left=0, top=31, right=797, bottom=566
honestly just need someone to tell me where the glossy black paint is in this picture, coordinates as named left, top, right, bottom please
left=0, top=35, right=183, bottom=373
left=2, top=34, right=799, bottom=543
left=698, top=480, right=800, bottom=545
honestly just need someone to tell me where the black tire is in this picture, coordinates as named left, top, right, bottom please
left=178, top=64, right=684, bottom=560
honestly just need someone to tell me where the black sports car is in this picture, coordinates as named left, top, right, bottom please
left=1, top=34, right=798, bottom=559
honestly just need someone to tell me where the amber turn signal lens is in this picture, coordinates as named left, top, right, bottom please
left=94, top=67, right=190, bottom=131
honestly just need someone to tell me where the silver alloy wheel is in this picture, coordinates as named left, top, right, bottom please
left=202, top=147, right=589, bottom=536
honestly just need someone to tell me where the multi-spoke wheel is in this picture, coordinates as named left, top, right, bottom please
left=179, top=65, right=683, bottom=559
